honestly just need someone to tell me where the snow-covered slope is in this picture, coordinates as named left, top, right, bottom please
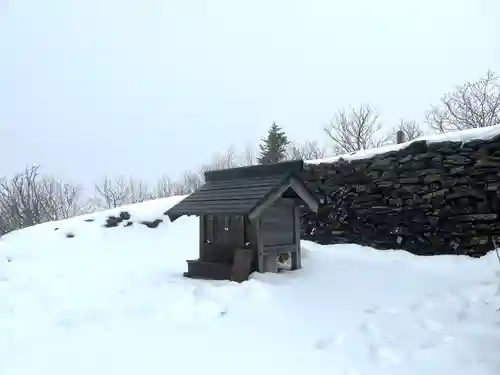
left=0, top=196, right=499, bottom=375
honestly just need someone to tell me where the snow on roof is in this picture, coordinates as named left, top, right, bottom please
left=306, top=124, right=500, bottom=165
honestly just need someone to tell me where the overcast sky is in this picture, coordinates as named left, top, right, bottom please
left=1, top=0, right=499, bottom=186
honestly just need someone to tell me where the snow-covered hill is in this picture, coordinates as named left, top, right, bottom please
left=0, top=196, right=499, bottom=375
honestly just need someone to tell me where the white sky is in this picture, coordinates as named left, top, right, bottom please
left=1, top=0, right=499, bottom=186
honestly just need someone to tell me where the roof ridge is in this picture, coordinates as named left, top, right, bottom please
left=205, top=160, right=304, bottom=182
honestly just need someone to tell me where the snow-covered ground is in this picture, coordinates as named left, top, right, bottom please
left=0, top=196, right=499, bottom=375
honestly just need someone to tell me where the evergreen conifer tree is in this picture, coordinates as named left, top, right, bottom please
left=257, top=122, right=290, bottom=164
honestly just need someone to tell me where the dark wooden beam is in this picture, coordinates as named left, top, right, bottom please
left=248, top=176, right=319, bottom=221
left=205, top=160, right=304, bottom=182
left=291, top=204, right=302, bottom=270
left=248, top=180, right=292, bottom=221
left=289, top=176, right=319, bottom=213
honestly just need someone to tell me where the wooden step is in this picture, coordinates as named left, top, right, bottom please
left=184, top=260, right=232, bottom=280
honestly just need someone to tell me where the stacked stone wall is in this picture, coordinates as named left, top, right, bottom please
left=301, top=135, right=500, bottom=257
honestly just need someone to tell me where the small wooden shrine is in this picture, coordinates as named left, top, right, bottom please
left=164, top=160, right=318, bottom=282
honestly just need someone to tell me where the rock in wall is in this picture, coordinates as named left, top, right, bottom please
left=301, top=135, right=500, bottom=257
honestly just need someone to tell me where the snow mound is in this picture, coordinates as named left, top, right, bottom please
left=0, top=196, right=499, bottom=375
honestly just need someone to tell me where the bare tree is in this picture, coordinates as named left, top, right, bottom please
left=172, top=170, right=205, bottom=195
left=209, top=146, right=240, bottom=170
left=324, top=104, right=388, bottom=154
left=0, top=165, right=87, bottom=234
left=155, top=175, right=177, bottom=198
left=94, top=176, right=153, bottom=209
left=94, top=176, right=126, bottom=209
left=426, top=70, right=500, bottom=133
left=287, top=140, right=327, bottom=161
left=0, top=166, right=44, bottom=233
left=239, top=144, right=257, bottom=166
left=168, top=145, right=258, bottom=196
left=127, top=178, right=153, bottom=203
left=40, top=177, right=89, bottom=219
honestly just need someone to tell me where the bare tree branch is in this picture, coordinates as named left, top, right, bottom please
left=174, top=170, right=205, bottom=195
left=155, top=175, right=177, bottom=198
left=324, top=104, right=388, bottom=154
left=167, top=145, right=258, bottom=195
left=287, top=140, right=328, bottom=161
left=239, top=144, right=257, bottom=166
left=0, top=166, right=87, bottom=234
left=40, top=177, right=88, bottom=219
left=210, top=145, right=240, bottom=170
left=94, top=176, right=154, bottom=209
left=426, top=70, right=500, bottom=133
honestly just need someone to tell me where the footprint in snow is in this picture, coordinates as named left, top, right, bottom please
left=418, top=319, right=444, bottom=332
left=409, top=302, right=423, bottom=312
left=314, top=332, right=346, bottom=350
left=457, top=308, right=470, bottom=321
left=368, top=345, right=401, bottom=365
left=342, top=370, right=361, bottom=375
left=379, top=306, right=402, bottom=315
left=419, top=334, right=454, bottom=350
left=359, top=322, right=402, bottom=365
left=480, top=280, right=494, bottom=286
left=442, top=293, right=472, bottom=321
left=419, top=337, right=440, bottom=350
left=314, top=336, right=333, bottom=350
left=359, top=321, right=379, bottom=335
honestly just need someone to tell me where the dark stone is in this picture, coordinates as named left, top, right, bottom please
left=452, top=213, right=497, bottom=222
left=104, top=215, right=123, bottom=228
left=449, top=166, right=468, bottom=175
left=141, top=219, right=163, bottom=228
left=423, top=174, right=442, bottom=183
left=476, top=157, right=500, bottom=168
left=119, top=211, right=131, bottom=220
left=65, top=233, right=75, bottom=238
left=371, top=158, right=393, bottom=168
left=422, top=188, right=449, bottom=199
left=399, top=155, right=413, bottom=163
left=404, top=140, right=428, bottom=154
left=443, top=155, right=472, bottom=165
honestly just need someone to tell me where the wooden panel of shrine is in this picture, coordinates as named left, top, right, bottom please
left=164, top=160, right=319, bottom=282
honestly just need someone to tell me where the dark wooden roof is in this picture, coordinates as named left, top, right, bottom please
left=164, top=160, right=318, bottom=221
left=204, top=159, right=304, bottom=182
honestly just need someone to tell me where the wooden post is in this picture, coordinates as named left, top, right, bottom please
left=396, top=130, right=406, bottom=144
left=291, top=205, right=302, bottom=270
left=199, top=215, right=205, bottom=259
left=255, top=219, right=264, bottom=272
left=263, top=252, right=278, bottom=273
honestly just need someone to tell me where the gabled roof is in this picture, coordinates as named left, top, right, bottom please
left=164, top=160, right=318, bottom=222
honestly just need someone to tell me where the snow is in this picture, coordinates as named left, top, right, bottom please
left=0, top=196, right=499, bottom=375
left=307, top=124, right=500, bottom=165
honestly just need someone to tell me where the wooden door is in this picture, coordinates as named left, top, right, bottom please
left=215, top=215, right=245, bottom=248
